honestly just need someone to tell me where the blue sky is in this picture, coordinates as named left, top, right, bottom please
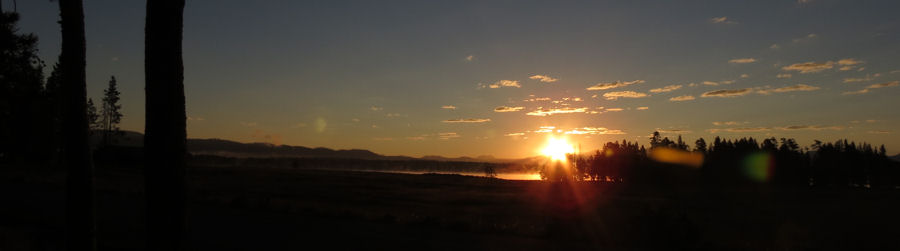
left=8, top=0, right=900, bottom=157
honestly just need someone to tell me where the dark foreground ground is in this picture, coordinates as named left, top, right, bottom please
left=2, top=165, right=899, bottom=250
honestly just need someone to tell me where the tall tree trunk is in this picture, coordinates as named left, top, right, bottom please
left=58, top=0, right=94, bottom=249
left=144, top=0, right=186, bottom=250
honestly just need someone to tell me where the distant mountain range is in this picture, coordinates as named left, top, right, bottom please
left=93, top=130, right=521, bottom=163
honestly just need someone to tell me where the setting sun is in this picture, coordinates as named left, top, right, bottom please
left=541, top=136, right=575, bottom=161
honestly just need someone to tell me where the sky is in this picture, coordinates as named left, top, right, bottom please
left=7, top=0, right=900, bottom=158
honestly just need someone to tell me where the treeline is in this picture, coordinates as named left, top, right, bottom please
left=546, top=131, right=900, bottom=189
left=0, top=11, right=122, bottom=167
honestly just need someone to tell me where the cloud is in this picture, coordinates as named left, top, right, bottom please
left=505, top=133, right=525, bottom=136
left=729, top=58, right=757, bottom=64
left=442, top=118, right=491, bottom=123
left=586, top=80, right=645, bottom=90
left=703, top=81, right=720, bottom=86
left=370, top=106, right=383, bottom=111
left=757, top=84, right=820, bottom=94
left=770, top=44, right=780, bottom=49
left=605, top=108, right=624, bottom=112
left=240, top=121, right=258, bottom=127
left=782, top=61, right=834, bottom=73
left=372, top=137, right=395, bottom=141
left=842, top=74, right=879, bottom=83
left=563, top=127, right=626, bottom=135
left=842, top=81, right=899, bottom=95
left=656, top=129, right=692, bottom=134
left=792, top=33, right=817, bottom=43
left=386, top=113, right=406, bottom=118
left=777, top=125, right=844, bottom=131
left=649, top=84, right=682, bottom=93
left=438, top=132, right=460, bottom=140
left=669, top=95, right=695, bottom=101
left=776, top=74, right=792, bottom=79
left=713, top=121, right=745, bottom=126
left=636, top=107, right=649, bottom=110
left=603, top=91, right=649, bottom=100
left=868, top=130, right=891, bottom=134
left=838, top=58, right=864, bottom=66
left=494, top=106, right=525, bottom=112
left=406, top=136, right=427, bottom=141
left=487, top=80, right=521, bottom=88
left=710, top=16, right=737, bottom=24
left=702, top=88, right=753, bottom=98
left=707, top=127, right=771, bottom=133
left=441, top=105, right=456, bottom=110
left=529, top=74, right=558, bottom=83
left=465, top=55, right=475, bottom=61
left=740, top=74, right=750, bottom=78
left=526, top=107, right=589, bottom=116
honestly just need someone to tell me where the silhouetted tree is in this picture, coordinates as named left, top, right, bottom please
left=86, top=98, right=100, bottom=133
left=144, top=0, right=187, bottom=249
left=694, top=138, right=707, bottom=153
left=100, top=75, right=122, bottom=145
left=0, top=9, right=50, bottom=164
left=57, top=0, right=95, bottom=249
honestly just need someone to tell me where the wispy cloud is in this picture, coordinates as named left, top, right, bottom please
left=669, top=95, right=695, bottom=101
left=526, top=107, right=588, bottom=116
left=605, top=108, right=624, bottom=112
left=707, top=127, right=771, bottom=133
left=529, top=74, right=558, bottom=83
left=776, top=73, right=792, bottom=79
left=438, top=132, right=460, bottom=140
left=636, top=107, right=649, bottom=110
left=792, top=33, right=817, bottom=43
left=842, top=74, right=879, bottom=83
left=586, top=80, right=645, bottom=90
left=710, top=16, right=737, bottom=24
left=782, top=61, right=833, bottom=73
left=487, top=80, right=521, bottom=88
left=713, top=121, right=746, bottom=126
left=442, top=118, right=491, bottom=123
left=757, top=84, right=820, bottom=94
left=505, top=132, right=525, bottom=136
left=868, top=130, right=891, bottom=134
left=441, top=105, right=456, bottom=110
left=493, top=106, right=525, bottom=112
left=465, top=55, right=475, bottom=61
left=562, top=127, right=626, bottom=135
left=649, top=84, right=682, bottom=93
left=778, top=125, right=843, bottom=131
left=656, top=129, right=692, bottom=134
left=603, top=91, right=649, bottom=100
left=770, top=44, right=780, bottom=49
left=701, top=88, right=753, bottom=98
left=740, top=74, right=749, bottom=78
left=842, top=81, right=899, bottom=95
left=729, top=58, right=757, bottom=64
left=370, top=106, right=383, bottom=111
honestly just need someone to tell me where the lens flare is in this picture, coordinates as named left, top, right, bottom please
left=742, top=152, right=774, bottom=182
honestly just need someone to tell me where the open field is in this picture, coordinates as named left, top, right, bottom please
left=2, top=165, right=899, bottom=250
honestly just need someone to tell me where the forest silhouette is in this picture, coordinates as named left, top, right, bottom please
left=2, top=1, right=900, bottom=250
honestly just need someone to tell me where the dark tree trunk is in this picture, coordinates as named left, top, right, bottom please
left=58, top=0, right=94, bottom=249
left=144, top=0, right=187, bottom=250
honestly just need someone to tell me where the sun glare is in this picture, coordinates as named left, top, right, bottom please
left=541, top=136, right=575, bottom=161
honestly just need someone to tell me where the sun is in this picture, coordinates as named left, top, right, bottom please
left=541, top=136, right=575, bottom=161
